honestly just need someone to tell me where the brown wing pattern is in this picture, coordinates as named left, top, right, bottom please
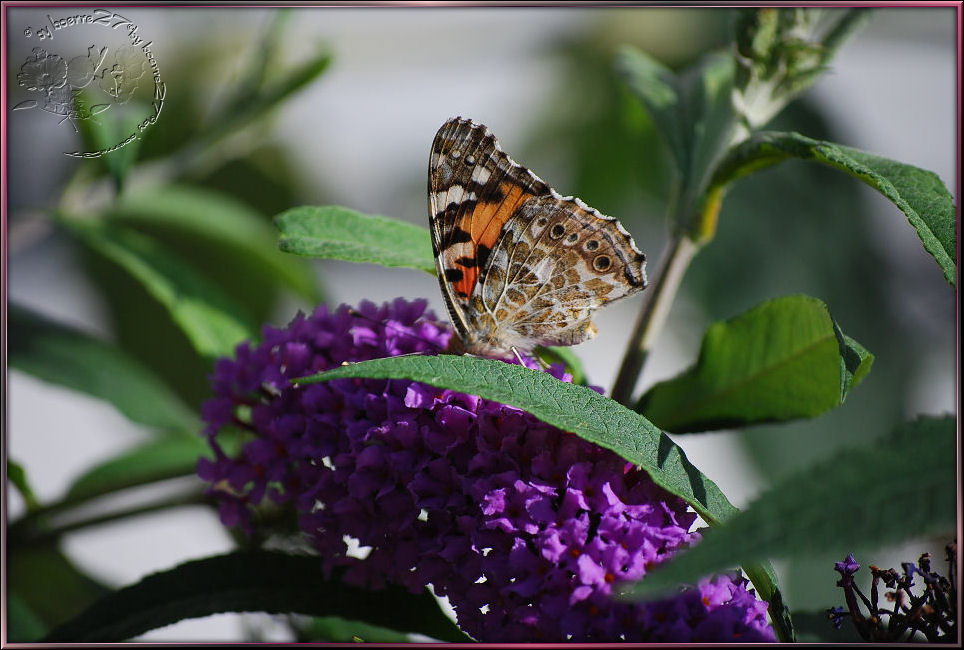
left=480, top=195, right=647, bottom=349
left=428, top=118, right=550, bottom=327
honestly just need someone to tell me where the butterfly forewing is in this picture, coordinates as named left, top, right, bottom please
left=430, top=118, right=550, bottom=300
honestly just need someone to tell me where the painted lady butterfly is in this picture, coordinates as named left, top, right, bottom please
left=429, top=117, right=648, bottom=358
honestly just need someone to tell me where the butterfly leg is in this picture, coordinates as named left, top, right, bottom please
left=510, top=346, right=526, bottom=365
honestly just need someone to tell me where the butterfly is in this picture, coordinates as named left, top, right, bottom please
left=429, top=117, right=647, bottom=358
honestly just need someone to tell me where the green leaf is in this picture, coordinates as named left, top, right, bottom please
left=621, top=415, right=957, bottom=600
left=295, top=354, right=793, bottom=641
left=714, top=131, right=957, bottom=286
left=202, top=48, right=332, bottom=149
left=107, top=184, right=321, bottom=303
left=6, top=593, right=49, bottom=642
left=73, top=88, right=144, bottom=191
left=228, top=10, right=293, bottom=103
left=232, top=47, right=332, bottom=127
left=42, top=550, right=470, bottom=642
left=617, top=48, right=736, bottom=237
left=275, top=205, right=435, bottom=273
left=8, top=544, right=111, bottom=633
left=618, top=47, right=736, bottom=184
left=8, top=304, right=198, bottom=432
left=637, top=295, right=873, bottom=433
left=296, top=354, right=737, bottom=525
left=679, top=53, right=739, bottom=203
left=64, top=219, right=256, bottom=358
left=8, top=459, right=41, bottom=512
left=836, top=330, right=872, bottom=403
left=616, top=47, right=687, bottom=176
left=65, top=434, right=213, bottom=503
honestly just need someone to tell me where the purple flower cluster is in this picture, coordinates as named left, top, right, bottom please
left=198, top=298, right=775, bottom=642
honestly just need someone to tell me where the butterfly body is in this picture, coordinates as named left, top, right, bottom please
left=429, top=117, right=647, bottom=358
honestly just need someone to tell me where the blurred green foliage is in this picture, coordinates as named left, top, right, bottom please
left=8, top=12, right=331, bottom=638
left=523, top=10, right=955, bottom=612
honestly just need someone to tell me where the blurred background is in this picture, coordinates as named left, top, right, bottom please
left=6, top=6, right=957, bottom=641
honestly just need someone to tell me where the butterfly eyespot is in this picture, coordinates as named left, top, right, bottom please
left=536, top=217, right=549, bottom=227
left=566, top=233, right=578, bottom=243
left=464, top=154, right=476, bottom=166
left=550, top=223, right=566, bottom=239
left=592, top=255, right=611, bottom=271
left=585, top=240, right=600, bottom=251
left=451, top=150, right=461, bottom=159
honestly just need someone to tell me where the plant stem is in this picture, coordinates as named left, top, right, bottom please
left=610, top=233, right=699, bottom=405
left=8, top=490, right=209, bottom=547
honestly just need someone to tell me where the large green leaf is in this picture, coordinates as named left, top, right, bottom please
left=42, top=551, right=470, bottom=642
left=64, top=220, right=256, bottom=358
left=714, top=131, right=957, bottom=286
left=275, top=205, right=435, bottom=272
left=622, top=415, right=957, bottom=600
left=295, top=354, right=792, bottom=641
left=637, top=295, right=873, bottom=433
left=8, top=304, right=197, bottom=432
left=107, top=184, right=321, bottom=303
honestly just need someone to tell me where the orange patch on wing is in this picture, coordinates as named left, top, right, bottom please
left=452, top=267, right=479, bottom=296
left=471, top=183, right=528, bottom=249
left=450, top=182, right=532, bottom=297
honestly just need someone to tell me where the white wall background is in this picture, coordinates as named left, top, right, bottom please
left=6, top=6, right=958, bottom=641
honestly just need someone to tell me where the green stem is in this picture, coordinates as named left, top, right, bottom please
left=8, top=490, right=209, bottom=547
left=610, top=233, right=700, bottom=405
left=12, top=466, right=200, bottom=528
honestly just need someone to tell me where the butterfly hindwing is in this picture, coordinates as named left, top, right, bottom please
left=480, top=195, right=647, bottom=348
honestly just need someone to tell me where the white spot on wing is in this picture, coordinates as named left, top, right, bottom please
left=532, top=257, right=554, bottom=282
left=434, top=186, right=477, bottom=208
left=444, top=242, right=473, bottom=259
left=472, top=165, right=491, bottom=185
